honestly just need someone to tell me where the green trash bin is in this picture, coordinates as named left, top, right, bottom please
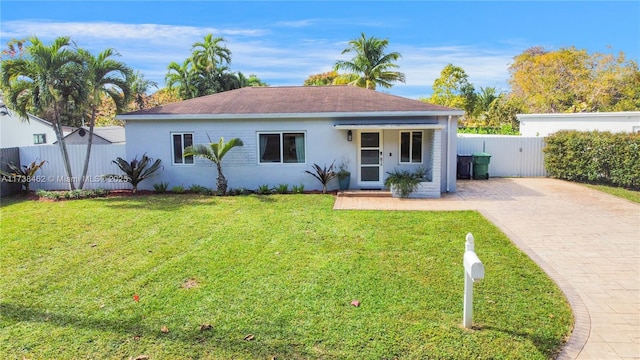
left=472, top=152, right=491, bottom=180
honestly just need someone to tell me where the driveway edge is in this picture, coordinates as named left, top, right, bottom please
left=479, top=210, right=590, bottom=360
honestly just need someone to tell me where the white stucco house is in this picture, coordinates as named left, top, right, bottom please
left=518, top=111, right=640, bottom=137
left=0, top=107, right=74, bottom=148
left=118, top=86, right=463, bottom=196
left=61, top=126, right=126, bottom=144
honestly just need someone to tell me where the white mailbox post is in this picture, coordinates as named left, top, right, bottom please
left=463, top=233, right=484, bottom=329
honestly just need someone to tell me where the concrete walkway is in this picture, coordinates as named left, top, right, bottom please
left=334, top=178, right=640, bottom=360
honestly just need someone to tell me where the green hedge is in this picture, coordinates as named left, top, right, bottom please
left=544, top=130, right=640, bottom=189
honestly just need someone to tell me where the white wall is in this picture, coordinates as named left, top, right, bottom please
left=1, top=113, right=58, bottom=148
left=125, top=117, right=457, bottom=193
left=125, top=118, right=357, bottom=191
left=518, top=111, right=640, bottom=137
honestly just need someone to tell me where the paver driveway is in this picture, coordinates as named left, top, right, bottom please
left=334, top=178, right=640, bottom=360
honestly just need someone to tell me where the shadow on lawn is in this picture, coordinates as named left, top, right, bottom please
left=479, top=324, right=565, bottom=359
left=0, top=302, right=304, bottom=358
left=102, top=194, right=217, bottom=212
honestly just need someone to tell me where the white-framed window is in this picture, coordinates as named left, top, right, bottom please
left=171, top=132, right=194, bottom=165
left=33, top=133, right=46, bottom=144
left=399, top=131, right=423, bottom=163
left=258, top=132, right=306, bottom=164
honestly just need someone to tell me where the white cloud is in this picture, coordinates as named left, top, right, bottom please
left=1, top=20, right=519, bottom=98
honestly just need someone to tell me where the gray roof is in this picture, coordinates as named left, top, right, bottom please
left=121, top=86, right=461, bottom=118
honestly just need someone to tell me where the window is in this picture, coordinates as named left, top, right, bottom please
left=33, top=134, right=46, bottom=144
left=399, top=131, right=422, bottom=163
left=172, top=133, right=194, bottom=165
left=259, top=132, right=305, bottom=163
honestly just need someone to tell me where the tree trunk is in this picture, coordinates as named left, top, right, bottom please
left=79, top=108, right=96, bottom=189
left=53, top=103, right=76, bottom=190
left=215, top=162, right=227, bottom=194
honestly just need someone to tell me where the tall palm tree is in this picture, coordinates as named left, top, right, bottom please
left=165, top=59, right=198, bottom=99
left=1, top=36, right=83, bottom=190
left=191, top=34, right=231, bottom=73
left=184, top=137, right=243, bottom=194
left=334, top=33, right=405, bottom=90
left=77, top=48, right=132, bottom=189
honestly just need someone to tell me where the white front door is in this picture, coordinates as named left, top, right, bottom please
left=358, top=131, right=383, bottom=187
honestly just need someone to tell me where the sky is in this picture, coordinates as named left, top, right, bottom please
left=1, top=1, right=639, bottom=99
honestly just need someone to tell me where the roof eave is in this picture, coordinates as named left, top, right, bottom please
left=117, top=110, right=464, bottom=121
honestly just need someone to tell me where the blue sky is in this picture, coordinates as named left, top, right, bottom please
left=1, top=1, right=639, bottom=99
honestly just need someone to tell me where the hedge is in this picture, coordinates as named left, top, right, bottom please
left=544, top=130, right=640, bottom=190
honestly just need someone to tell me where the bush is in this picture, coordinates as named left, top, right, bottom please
left=153, top=182, right=169, bottom=193
left=171, top=185, right=185, bottom=194
left=275, top=184, right=289, bottom=194
left=35, top=188, right=110, bottom=201
left=384, top=169, right=423, bottom=198
left=544, top=130, right=640, bottom=190
left=257, top=184, right=272, bottom=195
left=189, top=184, right=212, bottom=195
left=291, top=184, right=305, bottom=194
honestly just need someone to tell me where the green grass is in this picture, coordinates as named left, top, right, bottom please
left=584, top=183, right=640, bottom=203
left=0, top=194, right=572, bottom=359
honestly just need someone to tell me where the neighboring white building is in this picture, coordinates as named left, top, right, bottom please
left=0, top=106, right=74, bottom=148
left=518, top=111, right=640, bottom=137
left=118, top=86, right=463, bottom=196
left=62, top=126, right=126, bottom=144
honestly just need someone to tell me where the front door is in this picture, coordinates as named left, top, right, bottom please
left=358, top=131, right=383, bottom=187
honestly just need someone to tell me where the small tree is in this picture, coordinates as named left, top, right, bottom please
left=103, top=153, right=162, bottom=193
left=305, top=162, right=336, bottom=194
left=184, top=137, right=243, bottom=194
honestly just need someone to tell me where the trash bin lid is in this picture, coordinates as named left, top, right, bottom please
left=472, top=152, right=491, bottom=157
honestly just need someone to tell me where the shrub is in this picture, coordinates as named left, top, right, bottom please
left=153, top=182, right=169, bottom=193
left=171, top=185, right=185, bottom=194
left=35, top=189, right=110, bottom=201
left=257, top=184, right=272, bottom=195
left=103, top=153, right=163, bottom=193
left=189, top=184, right=212, bottom=195
left=544, top=130, right=640, bottom=189
left=275, top=184, right=289, bottom=194
left=384, top=169, right=423, bottom=198
left=292, top=183, right=305, bottom=194
left=305, top=162, right=336, bottom=194
left=0, top=160, right=46, bottom=193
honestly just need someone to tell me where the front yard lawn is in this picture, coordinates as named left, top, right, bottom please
left=0, top=194, right=572, bottom=359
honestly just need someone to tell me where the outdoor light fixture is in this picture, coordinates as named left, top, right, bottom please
left=347, top=130, right=353, bottom=142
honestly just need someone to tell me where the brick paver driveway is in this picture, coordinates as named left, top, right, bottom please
left=334, top=178, right=640, bottom=359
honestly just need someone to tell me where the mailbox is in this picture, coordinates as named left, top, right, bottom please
left=464, top=251, right=484, bottom=282
left=463, top=232, right=484, bottom=328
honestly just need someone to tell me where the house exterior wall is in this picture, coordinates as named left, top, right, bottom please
left=64, top=132, right=112, bottom=145
left=125, top=117, right=356, bottom=191
left=125, top=116, right=457, bottom=193
left=0, top=113, right=58, bottom=148
left=518, top=111, right=640, bottom=137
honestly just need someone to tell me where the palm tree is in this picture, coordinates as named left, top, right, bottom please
left=184, top=137, right=243, bottom=194
left=77, top=48, right=132, bottom=189
left=130, top=70, right=158, bottom=110
left=334, top=33, right=405, bottom=90
left=191, top=34, right=231, bottom=73
left=165, top=59, right=198, bottom=99
left=1, top=36, right=83, bottom=190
